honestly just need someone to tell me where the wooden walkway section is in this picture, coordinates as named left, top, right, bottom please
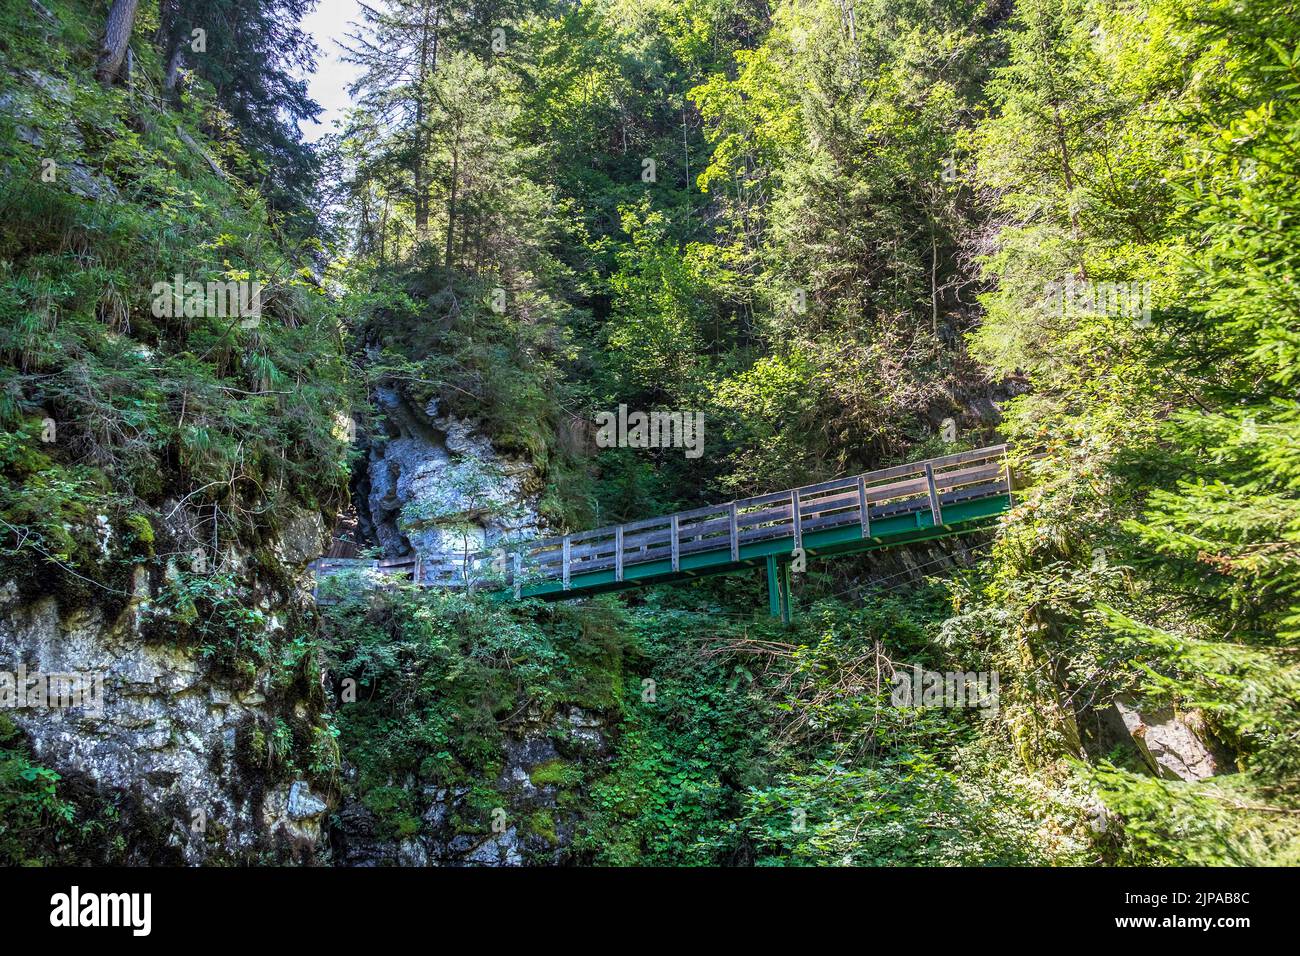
left=312, top=444, right=1013, bottom=619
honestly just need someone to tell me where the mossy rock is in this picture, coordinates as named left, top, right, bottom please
left=529, top=759, right=580, bottom=787
left=525, top=809, right=557, bottom=844
left=121, top=513, right=155, bottom=555
left=233, top=720, right=268, bottom=773
left=361, top=785, right=422, bottom=840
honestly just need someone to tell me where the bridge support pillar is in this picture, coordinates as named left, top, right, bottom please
left=780, top=562, right=793, bottom=625
left=766, top=556, right=780, bottom=618
left=765, top=556, right=793, bottom=624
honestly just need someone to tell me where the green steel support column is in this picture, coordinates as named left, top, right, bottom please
left=780, top=562, right=793, bottom=625
left=766, top=555, right=781, bottom=617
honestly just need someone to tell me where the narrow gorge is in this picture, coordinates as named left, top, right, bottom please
left=2, top=0, right=1297, bottom=876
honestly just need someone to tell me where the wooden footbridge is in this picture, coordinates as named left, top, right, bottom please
left=312, top=444, right=1013, bottom=622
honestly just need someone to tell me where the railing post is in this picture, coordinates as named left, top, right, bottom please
left=1003, top=447, right=1014, bottom=507
left=562, top=535, right=571, bottom=590
left=728, top=502, right=739, bottom=562
left=791, top=490, right=802, bottom=552
left=924, top=462, right=943, bottom=526
left=857, top=475, right=870, bottom=538
left=670, top=515, right=680, bottom=572
left=615, top=525, right=624, bottom=582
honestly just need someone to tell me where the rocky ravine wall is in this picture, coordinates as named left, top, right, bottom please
left=332, top=385, right=621, bottom=866
left=360, top=386, right=543, bottom=566
left=0, top=505, right=334, bottom=864
left=332, top=703, right=609, bottom=867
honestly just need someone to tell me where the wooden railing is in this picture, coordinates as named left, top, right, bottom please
left=312, top=445, right=1011, bottom=595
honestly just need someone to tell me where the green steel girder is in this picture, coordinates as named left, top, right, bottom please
left=766, top=555, right=781, bottom=618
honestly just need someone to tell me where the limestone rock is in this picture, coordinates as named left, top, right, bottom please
left=25, top=69, right=71, bottom=105
left=566, top=706, right=607, bottom=750
left=463, top=828, right=523, bottom=867
left=363, top=386, right=542, bottom=566
left=264, top=781, right=326, bottom=855
left=1, top=578, right=330, bottom=862
left=288, top=780, right=329, bottom=820
left=278, top=507, right=326, bottom=566
left=1, top=75, right=121, bottom=203
left=1110, top=697, right=1225, bottom=781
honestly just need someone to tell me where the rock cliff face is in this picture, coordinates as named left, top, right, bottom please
left=0, top=506, right=334, bottom=864
left=0, top=376, right=561, bottom=866
left=361, top=386, right=543, bottom=567
left=1102, top=698, right=1228, bottom=781
left=327, top=384, right=616, bottom=866
left=1, top=69, right=121, bottom=202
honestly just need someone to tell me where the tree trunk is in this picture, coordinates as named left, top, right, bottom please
left=164, top=40, right=185, bottom=91
left=96, top=0, right=141, bottom=85
left=413, top=61, right=429, bottom=236
left=931, top=233, right=939, bottom=335
left=412, top=3, right=441, bottom=241
left=155, top=0, right=184, bottom=93
left=1051, top=101, right=1089, bottom=280
left=445, top=140, right=458, bottom=270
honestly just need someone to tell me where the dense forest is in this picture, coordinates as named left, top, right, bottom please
left=0, top=0, right=1297, bottom=868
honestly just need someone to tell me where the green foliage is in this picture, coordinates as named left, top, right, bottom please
left=579, top=609, right=769, bottom=865
left=8, top=0, right=1298, bottom=870
left=0, top=0, right=354, bottom=603
left=0, top=714, right=75, bottom=864
left=362, top=786, right=423, bottom=841
left=528, top=759, right=580, bottom=787
left=572, top=590, right=1093, bottom=865
left=146, top=571, right=271, bottom=678
left=0, top=712, right=134, bottom=865
left=727, top=753, right=1073, bottom=867
left=155, top=0, right=325, bottom=222
left=602, top=203, right=710, bottom=400
left=1084, top=761, right=1300, bottom=866
left=948, top=0, right=1300, bottom=864
left=712, top=596, right=1092, bottom=866
left=319, top=586, right=627, bottom=843
left=687, top=0, right=1001, bottom=473
left=710, top=350, right=824, bottom=494
left=321, top=583, right=1082, bottom=867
